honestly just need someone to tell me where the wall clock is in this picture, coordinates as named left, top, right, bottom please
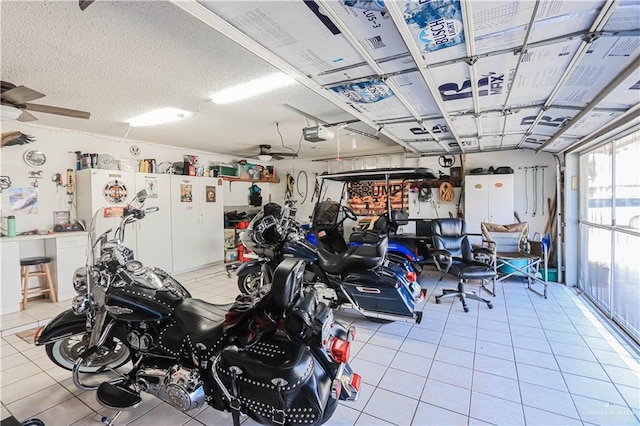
left=23, top=149, right=47, bottom=167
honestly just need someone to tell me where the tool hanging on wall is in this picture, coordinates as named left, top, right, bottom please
left=523, top=167, right=528, bottom=214
left=0, top=176, right=12, bottom=192
left=418, top=182, right=432, bottom=202
left=285, top=173, right=295, bottom=201
left=541, top=167, right=545, bottom=216
left=532, top=167, right=538, bottom=217
left=296, top=170, right=308, bottom=205
left=310, top=173, right=320, bottom=203
left=52, top=173, right=64, bottom=192
left=439, top=181, right=454, bottom=203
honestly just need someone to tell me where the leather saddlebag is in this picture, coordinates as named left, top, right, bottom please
left=216, top=335, right=332, bottom=425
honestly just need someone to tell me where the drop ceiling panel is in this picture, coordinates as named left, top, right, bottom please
left=507, top=39, right=583, bottom=106
left=328, top=78, right=410, bottom=121
left=562, top=110, right=624, bottom=137
left=479, top=112, right=506, bottom=135
left=320, top=1, right=410, bottom=62
left=386, top=72, right=442, bottom=114
left=428, top=62, right=474, bottom=113
left=527, top=3, right=601, bottom=44
left=200, top=1, right=365, bottom=76
left=598, top=73, right=640, bottom=109
left=385, top=120, right=450, bottom=141
left=406, top=141, right=448, bottom=153
left=554, top=36, right=640, bottom=106
left=604, top=0, right=640, bottom=31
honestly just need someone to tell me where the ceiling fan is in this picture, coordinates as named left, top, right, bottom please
left=1, top=81, right=91, bottom=122
left=234, top=144, right=298, bottom=161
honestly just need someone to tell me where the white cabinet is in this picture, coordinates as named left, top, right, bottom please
left=170, top=176, right=224, bottom=272
left=464, top=174, right=515, bottom=237
left=134, top=174, right=173, bottom=271
left=45, top=234, right=87, bottom=301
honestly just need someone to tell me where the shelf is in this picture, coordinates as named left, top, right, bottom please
left=222, top=176, right=280, bottom=184
left=417, top=178, right=463, bottom=188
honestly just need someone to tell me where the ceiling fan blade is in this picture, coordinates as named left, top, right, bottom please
left=271, top=151, right=298, bottom=157
left=1, top=86, right=45, bottom=104
left=79, top=0, right=95, bottom=11
left=24, top=103, right=90, bottom=119
left=17, top=110, right=38, bottom=122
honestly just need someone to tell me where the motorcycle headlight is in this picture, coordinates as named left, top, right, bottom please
left=73, top=267, right=87, bottom=295
left=72, top=295, right=91, bottom=315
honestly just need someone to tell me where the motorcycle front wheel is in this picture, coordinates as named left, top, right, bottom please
left=45, top=333, right=130, bottom=373
left=237, top=266, right=263, bottom=294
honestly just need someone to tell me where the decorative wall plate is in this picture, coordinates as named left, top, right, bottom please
left=23, top=149, right=47, bottom=167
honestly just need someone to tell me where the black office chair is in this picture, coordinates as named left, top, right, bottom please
left=431, top=218, right=496, bottom=312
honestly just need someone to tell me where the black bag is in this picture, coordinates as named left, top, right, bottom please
left=217, top=335, right=332, bottom=426
left=494, top=166, right=514, bottom=174
left=249, top=184, right=263, bottom=207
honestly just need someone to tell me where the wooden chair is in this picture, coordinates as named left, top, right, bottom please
left=20, top=256, right=57, bottom=310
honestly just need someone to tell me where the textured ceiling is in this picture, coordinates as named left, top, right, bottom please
left=0, top=1, right=400, bottom=159
left=1, top=1, right=638, bottom=159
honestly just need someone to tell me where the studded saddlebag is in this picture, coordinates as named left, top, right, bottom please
left=216, top=335, right=332, bottom=425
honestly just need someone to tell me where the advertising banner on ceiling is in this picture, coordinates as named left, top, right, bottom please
left=347, top=179, right=408, bottom=216
left=404, top=0, right=465, bottom=54
left=384, top=120, right=450, bottom=141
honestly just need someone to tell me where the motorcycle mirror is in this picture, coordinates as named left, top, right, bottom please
left=136, top=189, right=148, bottom=204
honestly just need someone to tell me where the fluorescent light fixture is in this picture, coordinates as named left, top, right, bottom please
left=211, top=73, right=295, bottom=104
left=128, top=108, right=190, bottom=127
left=258, top=154, right=272, bottom=162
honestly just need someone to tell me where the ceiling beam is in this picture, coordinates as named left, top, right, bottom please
left=169, top=0, right=416, bottom=153
left=460, top=1, right=483, bottom=150
left=499, top=1, right=540, bottom=149
left=536, top=54, right=640, bottom=152
left=384, top=0, right=466, bottom=153
left=314, top=0, right=449, bottom=152
left=518, top=0, right=619, bottom=149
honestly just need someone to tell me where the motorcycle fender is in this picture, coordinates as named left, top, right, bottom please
left=34, top=309, right=86, bottom=346
left=388, top=241, right=423, bottom=262
left=236, top=259, right=263, bottom=276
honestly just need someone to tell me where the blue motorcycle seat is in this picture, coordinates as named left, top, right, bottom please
left=174, top=299, right=226, bottom=352
left=318, top=236, right=388, bottom=274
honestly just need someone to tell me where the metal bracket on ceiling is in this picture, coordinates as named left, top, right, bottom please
left=464, top=56, right=478, bottom=66
left=502, top=109, right=514, bottom=116
left=474, top=112, right=482, bottom=119
left=542, top=105, right=552, bottom=111
left=583, top=32, right=602, bottom=43
left=514, top=47, right=528, bottom=56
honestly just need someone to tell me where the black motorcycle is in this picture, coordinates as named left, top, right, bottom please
left=237, top=202, right=424, bottom=324
left=34, top=191, right=360, bottom=426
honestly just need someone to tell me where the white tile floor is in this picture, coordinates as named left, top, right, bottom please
left=1, top=265, right=639, bottom=425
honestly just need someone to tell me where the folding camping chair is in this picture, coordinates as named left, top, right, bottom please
left=481, top=222, right=549, bottom=298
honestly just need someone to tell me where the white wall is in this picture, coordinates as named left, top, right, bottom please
left=0, top=122, right=269, bottom=233
left=275, top=149, right=557, bottom=238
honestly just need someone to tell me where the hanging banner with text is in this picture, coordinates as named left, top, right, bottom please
left=347, top=180, right=409, bottom=216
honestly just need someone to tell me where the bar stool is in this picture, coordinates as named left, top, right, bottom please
left=20, top=256, right=57, bottom=310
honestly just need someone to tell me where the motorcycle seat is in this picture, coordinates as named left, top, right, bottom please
left=318, top=236, right=388, bottom=274
left=349, top=230, right=382, bottom=244
left=175, top=298, right=226, bottom=353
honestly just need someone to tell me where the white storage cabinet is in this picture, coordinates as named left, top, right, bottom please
left=170, top=175, right=224, bottom=272
left=464, top=174, right=515, bottom=239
